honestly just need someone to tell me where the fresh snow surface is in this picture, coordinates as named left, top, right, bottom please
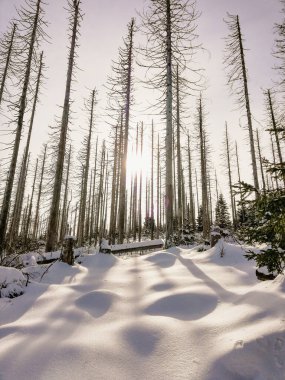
left=0, top=243, right=285, bottom=380
left=0, top=267, right=26, bottom=298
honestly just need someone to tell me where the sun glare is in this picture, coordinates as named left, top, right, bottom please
left=126, top=147, right=150, bottom=179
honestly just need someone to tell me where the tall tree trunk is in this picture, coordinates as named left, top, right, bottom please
left=109, top=125, right=119, bottom=243
left=236, top=15, right=259, bottom=192
left=198, top=96, right=210, bottom=238
left=9, top=51, right=44, bottom=243
left=117, top=19, right=134, bottom=244
left=23, top=159, right=38, bottom=244
left=77, top=89, right=95, bottom=246
left=267, top=89, right=285, bottom=186
left=176, top=66, right=183, bottom=237
left=132, top=128, right=139, bottom=241
left=60, top=145, right=71, bottom=243
left=256, top=129, right=266, bottom=191
left=156, top=134, right=160, bottom=239
left=165, top=0, right=174, bottom=246
left=89, top=137, right=98, bottom=244
left=46, top=0, right=81, bottom=252
left=151, top=121, right=154, bottom=239
left=32, top=144, right=47, bottom=239
left=187, top=135, right=195, bottom=229
left=0, top=1, right=42, bottom=257
left=138, top=124, right=143, bottom=242
left=0, top=23, right=17, bottom=106
left=225, top=123, right=236, bottom=227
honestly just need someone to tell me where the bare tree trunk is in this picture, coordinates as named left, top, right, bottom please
left=59, top=145, right=71, bottom=243
left=109, top=124, right=119, bottom=243
left=32, top=144, right=47, bottom=239
left=23, top=159, right=38, bottom=244
left=187, top=135, right=195, bottom=229
left=156, top=134, right=160, bottom=239
left=46, top=0, right=81, bottom=252
left=256, top=129, right=266, bottom=191
left=195, top=168, right=199, bottom=219
left=85, top=169, right=93, bottom=242
left=117, top=19, right=135, bottom=244
left=138, top=124, right=143, bottom=242
left=270, top=135, right=279, bottom=189
left=89, top=137, right=98, bottom=244
left=8, top=51, right=43, bottom=241
left=198, top=96, right=210, bottom=239
left=267, top=89, right=285, bottom=186
left=151, top=121, right=154, bottom=239
left=132, top=127, right=139, bottom=241
left=165, top=0, right=174, bottom=246
left=176, top=66, right=183, bottom=237
left=77, top=89, right=95, bottom=246
left=95, top=142, right=105, bottom=246
left=0, top=23, right=17, bottom=106
left=236, top=16, right=259, bottom=192
left=225, top=123, right=236, bottom=227
left=0, top=0, right=42, bottom=257
left=215, top=170, right=219, bottom=203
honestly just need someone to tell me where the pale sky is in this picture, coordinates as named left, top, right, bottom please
left=0, top=0, right=283, bottom=196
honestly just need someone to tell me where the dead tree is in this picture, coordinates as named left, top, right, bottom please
left=77, top=89, right=96, bottom=247
left=139, top=0, right=201, bottom=246
left=256, top=129, right=266, bottom=191
left=23, top=158, right=38, bottom=244
left=224, top=13, right=259, bottom=193
left=138, top=124, right=143, bottom=242
left=32, top=144, right=47, bottom=239
left=197, top=94, right=210, bottom=239
left=0, top=0, right=46, bottom=257
left=0, top=22, right=17, bottom=106
left=187, top=134, right=195, bottom=229
left=59, top=145, right=72, bottom=243
left=150, top=121, right=154, bottom=239
left=117, top=19, right=135, bottom=244
left=224, top=123, right=236, bottom=227
left=8, top=51, right=44, bottom=243
left=46, top=0, right=82, bottom=252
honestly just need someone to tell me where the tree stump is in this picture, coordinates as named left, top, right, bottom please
left=211, top=226, right=221, bottom=247
left=62, top=236, right=75, bottom=265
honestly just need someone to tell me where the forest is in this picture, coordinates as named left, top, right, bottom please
left=0, top=1, right=285, bottom=379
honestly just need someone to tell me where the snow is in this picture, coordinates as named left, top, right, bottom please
left=0, top=266, right=26, bottom=298
left=0, top=244, right=284, bottom=379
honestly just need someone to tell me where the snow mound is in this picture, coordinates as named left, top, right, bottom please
left=79, top=252, right=119, bottom=269
left=195, top=242, right=250, bottom=267
left=39, top=261, right=84, bottom=284
left=75, top=290, right=119, bottom=318
left=207, top=331, right=285, bottom=380
left=0, top=266, right=26, bottom=298
left=144, top=291, right=217, bottom=320
left=144, top=251, right=177, bottom=268
left=272, top=274, right=285, bottom=293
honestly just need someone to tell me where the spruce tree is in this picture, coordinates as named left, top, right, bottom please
left=215, top=194, right=232, bottom=230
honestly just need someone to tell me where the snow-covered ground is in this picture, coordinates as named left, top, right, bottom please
left=0, top=243, right=285, bottom=380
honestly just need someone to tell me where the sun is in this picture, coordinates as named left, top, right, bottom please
left=126, top=147, right=150, bottom=179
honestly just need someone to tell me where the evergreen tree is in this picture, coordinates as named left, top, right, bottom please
left=215, top=194, right=232, bottom=229
left=240, top=187, right=285, bottom=274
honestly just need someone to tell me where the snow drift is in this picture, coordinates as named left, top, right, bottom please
left=0, top=245, right=284, bottom=380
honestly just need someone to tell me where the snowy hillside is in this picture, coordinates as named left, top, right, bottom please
left=0, top=244, right=285, bottom=380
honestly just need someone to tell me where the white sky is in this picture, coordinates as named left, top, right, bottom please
left=0, top=0, right=283, bottom=200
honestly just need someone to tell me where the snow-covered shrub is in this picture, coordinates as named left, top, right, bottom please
left=0, top=267, right=26, bottom=298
